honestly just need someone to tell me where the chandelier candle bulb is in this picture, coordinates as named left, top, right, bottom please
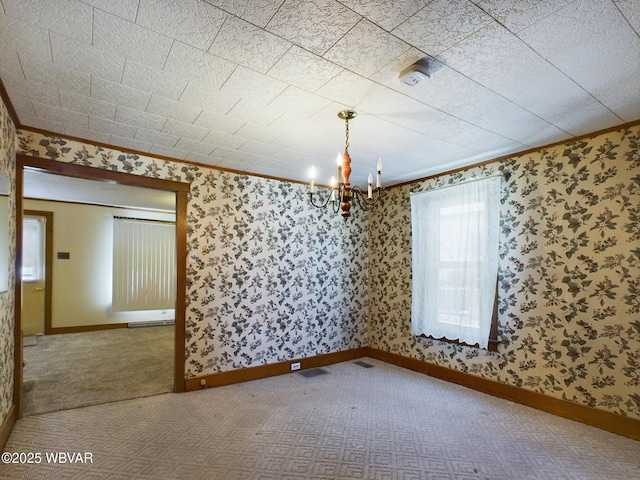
left=368, top=173, right=373, bottom=199
left=309, top=166, right=315, bottom=194
left=377, top=158, right=382, bottom=188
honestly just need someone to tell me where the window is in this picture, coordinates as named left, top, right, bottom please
left=112, top=217, right=176, bottom=312
left=22, top=216, right=45, bottom=282
left=410, top=176, right=501, bottom=349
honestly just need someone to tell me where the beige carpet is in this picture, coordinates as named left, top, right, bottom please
left=3, top=358, right=638, bottom=479
left=22, top=325, right=174, bottom=416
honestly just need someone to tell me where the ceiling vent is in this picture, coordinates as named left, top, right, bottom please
left=399, top=57, right=442, bottom=86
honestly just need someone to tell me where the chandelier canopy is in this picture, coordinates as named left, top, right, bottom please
left=308, top=110, right=383, bottom=219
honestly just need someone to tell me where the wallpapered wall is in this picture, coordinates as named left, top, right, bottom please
left=15, top=130, right=369, bottom=379
left=0, top=97, right=16, bottom=426
left=368, top=124, right=640, bottom=420
left=5, top=121, right=638, bottom=425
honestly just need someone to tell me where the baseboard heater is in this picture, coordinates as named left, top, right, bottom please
left=128, top=320, right=175, bottom=328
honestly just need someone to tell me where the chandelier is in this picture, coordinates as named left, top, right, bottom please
left=308, top=110, right=383, bottom=219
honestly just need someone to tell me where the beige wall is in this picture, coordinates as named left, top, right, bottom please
left=24, top=199, right=175, bottom=329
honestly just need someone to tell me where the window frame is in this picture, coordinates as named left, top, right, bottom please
left=410, top=176, right=501, bottom=351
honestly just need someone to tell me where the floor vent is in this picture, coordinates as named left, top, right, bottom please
left=354, top=361, right=374, bottom=368
left=299, top=368, right=329, bottom=378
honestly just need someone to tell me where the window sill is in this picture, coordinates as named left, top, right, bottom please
left=419, top=334, right=499, bottom=352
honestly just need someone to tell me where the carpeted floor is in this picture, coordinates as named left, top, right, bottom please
left=3, top=358, right=638, bottom=479
left=22, top=325, right=174, bottom=416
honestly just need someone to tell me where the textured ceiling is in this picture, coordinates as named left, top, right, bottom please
left=1, top=0, right=639, bottom=189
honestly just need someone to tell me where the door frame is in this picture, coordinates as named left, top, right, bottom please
left=14, top=155, right=190, bottom=417
left=22, top=210, right=53, bottom=335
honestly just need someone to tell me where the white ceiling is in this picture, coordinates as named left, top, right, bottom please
left=1, top=0, right=639, bottom=189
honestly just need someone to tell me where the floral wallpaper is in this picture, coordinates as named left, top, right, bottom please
left=15, top=130, right=369, bottom=379
left=184, top=171, right=368, bottom=375
left=368, top=124, right=640, bottom=420
left=8, top=122, right=639, bottom=424
left=0, top=96, right=16, bottom=426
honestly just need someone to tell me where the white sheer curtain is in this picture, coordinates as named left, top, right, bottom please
left=410, top=176, right=500, bottom=348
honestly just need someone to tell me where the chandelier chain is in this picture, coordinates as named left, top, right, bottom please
left=345, top=117, right=350, bottom=152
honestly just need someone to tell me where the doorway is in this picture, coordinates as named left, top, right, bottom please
left=14, top=155, right=189, bottom=417
left=21, top=211, right=52, bottom=339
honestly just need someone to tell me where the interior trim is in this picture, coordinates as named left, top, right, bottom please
left=47, top=323, right=128, bottom=335
left=18, top=126, right=311, bottom=188
left=23, top=210, right=53, bottom=335
left=6, top=341, right=637, bottom=444
left=187, top=345, right=639, bottom=440
left=391, top=118, right=640, bottom=189
left=14, top=154, right=190, bottom=415
left=0, top=404, right=15, bottom=451
left=174, top=189, right=188, bottom=393
left=366, top=348, right=640, bottom=441
left=19, top=155, right=190, bottom=192
left=0, top=79, right=18, bottom=126
left=185, top=347, right=368, bottom=391
left=14, top=163, right=24, bottom=416
left=18, top=118, right=640, bottom=191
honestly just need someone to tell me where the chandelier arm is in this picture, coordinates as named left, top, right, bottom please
left=308, top=191, right=334, bottom=209
left=352, top=186, right=384, bottom=210
left=351, top=187, right=370, bottom=211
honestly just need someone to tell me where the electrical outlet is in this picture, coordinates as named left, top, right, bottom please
left=291, top=362, right=300, bottom=371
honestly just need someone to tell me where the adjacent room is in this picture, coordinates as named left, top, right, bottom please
left=0, top=1, right=638, bottom=478
left=21, top=172, right=176, bottom=416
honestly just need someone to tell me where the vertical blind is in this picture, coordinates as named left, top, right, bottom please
left=112, top=217, right=176, bottom=312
